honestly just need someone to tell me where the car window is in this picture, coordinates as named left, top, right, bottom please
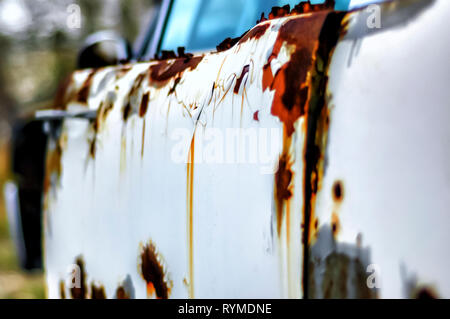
left=158, top=0, right=362, bottom=54
left=160, top=0, right=303, bottom=53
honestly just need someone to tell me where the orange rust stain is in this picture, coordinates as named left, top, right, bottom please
left=186, top=134, right=195, bottom=298
left=140, top=242, right=171, bottom=299
left=141, top=119, right=146, bottom=158
left=91, top=283, right=106, bottom=299
left=262, top=11, right=331, bottom=137
left=331, top=212, right=340, bottom=237
left=123, top=71, right=148, bottom=122
left=146, top=282, right=156, bottom=297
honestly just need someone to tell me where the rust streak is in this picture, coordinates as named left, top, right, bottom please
left=262, top=11, right=331, bottom=136
left=186, top=133, right=195, bottom=298
left=77, top=69, right=98, bottom=103
left=300, top=10, right=346, bottom=298
left=59, top=280, right=66, bottom=299
left=141, top=119, right=146, bottom=158
left=123, top=71, right=148, bottom=122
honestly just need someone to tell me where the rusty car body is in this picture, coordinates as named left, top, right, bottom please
left=6, top=0, right=450, bottom=298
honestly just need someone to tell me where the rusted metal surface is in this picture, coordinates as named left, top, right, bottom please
left=43, top=0, right=450, bottom=299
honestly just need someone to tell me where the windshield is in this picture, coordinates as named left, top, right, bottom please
left=158, top=0, right=370, bottom=54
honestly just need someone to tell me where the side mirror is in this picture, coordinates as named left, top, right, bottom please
left=77, top=31, right=132, bottom=69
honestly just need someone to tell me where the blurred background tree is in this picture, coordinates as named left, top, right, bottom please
left=0, top=0, right=156, bottom=298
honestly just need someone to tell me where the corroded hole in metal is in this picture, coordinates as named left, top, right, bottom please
left=332, top=180, right=344, bottom=202
left=140, top=242, right=172, bottom=299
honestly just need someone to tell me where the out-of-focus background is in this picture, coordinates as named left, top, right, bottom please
left=0, top=0, right=156, bottom=298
